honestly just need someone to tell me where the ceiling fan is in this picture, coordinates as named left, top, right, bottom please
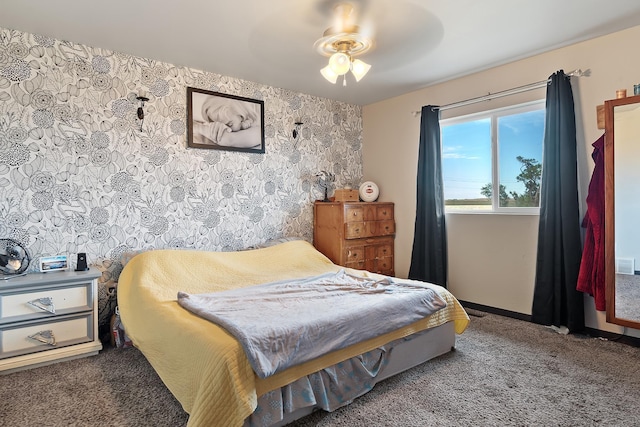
left=314, top=3, right=374, bottom=85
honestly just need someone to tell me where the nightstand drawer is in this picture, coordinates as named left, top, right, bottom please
left=0, top=313, right=94, bottom=359
left=1, top=283, right=92, bottom=324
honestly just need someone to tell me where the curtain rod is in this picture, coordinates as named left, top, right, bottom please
left=411, top=69, right=589, bottom=116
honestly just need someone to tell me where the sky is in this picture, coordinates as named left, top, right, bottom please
left=441, top=108, right=545, bottom=200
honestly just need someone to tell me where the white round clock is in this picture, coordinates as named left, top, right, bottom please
left=359, top=181, right=379, bottom=202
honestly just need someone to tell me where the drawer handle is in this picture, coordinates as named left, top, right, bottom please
left=27, top=297, right=56, bottom=314
left=28, top=330, right=57, bottom=346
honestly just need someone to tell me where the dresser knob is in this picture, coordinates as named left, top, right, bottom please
left=28, top=330, right=57, bottom=346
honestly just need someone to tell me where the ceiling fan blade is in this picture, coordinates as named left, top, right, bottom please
left=314, top=0, right=373, bottom=30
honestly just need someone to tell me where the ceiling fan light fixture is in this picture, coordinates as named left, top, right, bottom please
left=314, top=3, right=374, bottom=85
left=320, top=65, right=339, bottom=84
left=328, top=52, right=351, bottom=75
left=351, top=59, right=371, bottom=81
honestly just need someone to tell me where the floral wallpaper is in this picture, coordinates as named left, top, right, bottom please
left=0, top=27, right=363, bottom=328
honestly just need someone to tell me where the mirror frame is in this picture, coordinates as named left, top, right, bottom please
left=604, top=93, right=640, bottom=328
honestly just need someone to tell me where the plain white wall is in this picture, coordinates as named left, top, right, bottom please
left=362, top=25, right=640, bottom=337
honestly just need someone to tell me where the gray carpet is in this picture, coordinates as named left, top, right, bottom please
left=616, top=273, right=640, bottom=321
left=1, top=312, right=639, bottom=427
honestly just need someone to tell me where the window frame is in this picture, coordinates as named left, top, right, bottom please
left=440, top=99, right=545, bottom=215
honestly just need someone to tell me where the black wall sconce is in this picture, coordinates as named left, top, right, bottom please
left=292, top=121, right=303, bottom=140
left=136, top=94, right=149, bottom=132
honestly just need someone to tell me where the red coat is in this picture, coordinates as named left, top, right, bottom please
left=577, top=134, right=605, bottom=310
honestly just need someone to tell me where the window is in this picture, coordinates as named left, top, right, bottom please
left=441, top=101, right=545, bottom=213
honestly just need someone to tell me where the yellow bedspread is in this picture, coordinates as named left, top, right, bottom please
left=117, top=240, right=469, bottom=427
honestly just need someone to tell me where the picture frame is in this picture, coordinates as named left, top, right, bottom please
left=187, top=87, right=265, bottom=153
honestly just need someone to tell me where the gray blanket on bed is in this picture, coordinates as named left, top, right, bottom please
left=177, top=270, right=447, bottom=378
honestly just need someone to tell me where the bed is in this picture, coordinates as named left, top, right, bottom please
left=117, top=240, right=469, bottom=427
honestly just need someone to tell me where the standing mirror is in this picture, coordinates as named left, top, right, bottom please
left=605, top=94, right=640, bottom=328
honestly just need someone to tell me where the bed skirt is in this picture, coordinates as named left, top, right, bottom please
left=244, top=321, right=455, bottom=427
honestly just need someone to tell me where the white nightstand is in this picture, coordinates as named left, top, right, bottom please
left=0, top=270, right=103, bottom=373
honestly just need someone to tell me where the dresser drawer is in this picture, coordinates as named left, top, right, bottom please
left=376, top=220, right=395, bottom=236
left=344, top=206, right=364, bottom=222
left=344, top=245, right=365, bottom=262
left=0, top=282, right=92, bottom=324
left=345, top=220, right=394, bottom=239
left=376, top=205, right=394, bottom=220
left=344, top=260, right=366, bottom=270
left=365, top=257, right=394, bottom=275
left=345, top=222, right=367, bottom=238
left=376, top=243, right=393, bottom=259
left=365, top=244, right=392, bottom=260
left=0, top=313, right=94, bottom=359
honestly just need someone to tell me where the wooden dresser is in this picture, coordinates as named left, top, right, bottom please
left=313, top=201, right=395, bottom=276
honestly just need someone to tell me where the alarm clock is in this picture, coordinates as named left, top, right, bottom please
left=359, top=181, right=380, bottom=202
left=39, top=255, right=69, bottom=273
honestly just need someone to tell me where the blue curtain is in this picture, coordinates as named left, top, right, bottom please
left=409, top=105, right=448, bottom=287
left=531, top=70, right=584, bottom=332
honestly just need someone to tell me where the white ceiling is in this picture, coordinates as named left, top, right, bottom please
left=2, top=0, right=640, bottom=105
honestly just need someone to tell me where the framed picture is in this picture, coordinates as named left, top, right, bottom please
left=187, top=87, right=265, bottom=153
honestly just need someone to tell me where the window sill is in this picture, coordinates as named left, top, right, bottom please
left=445, top=210, right=540, bottom=216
